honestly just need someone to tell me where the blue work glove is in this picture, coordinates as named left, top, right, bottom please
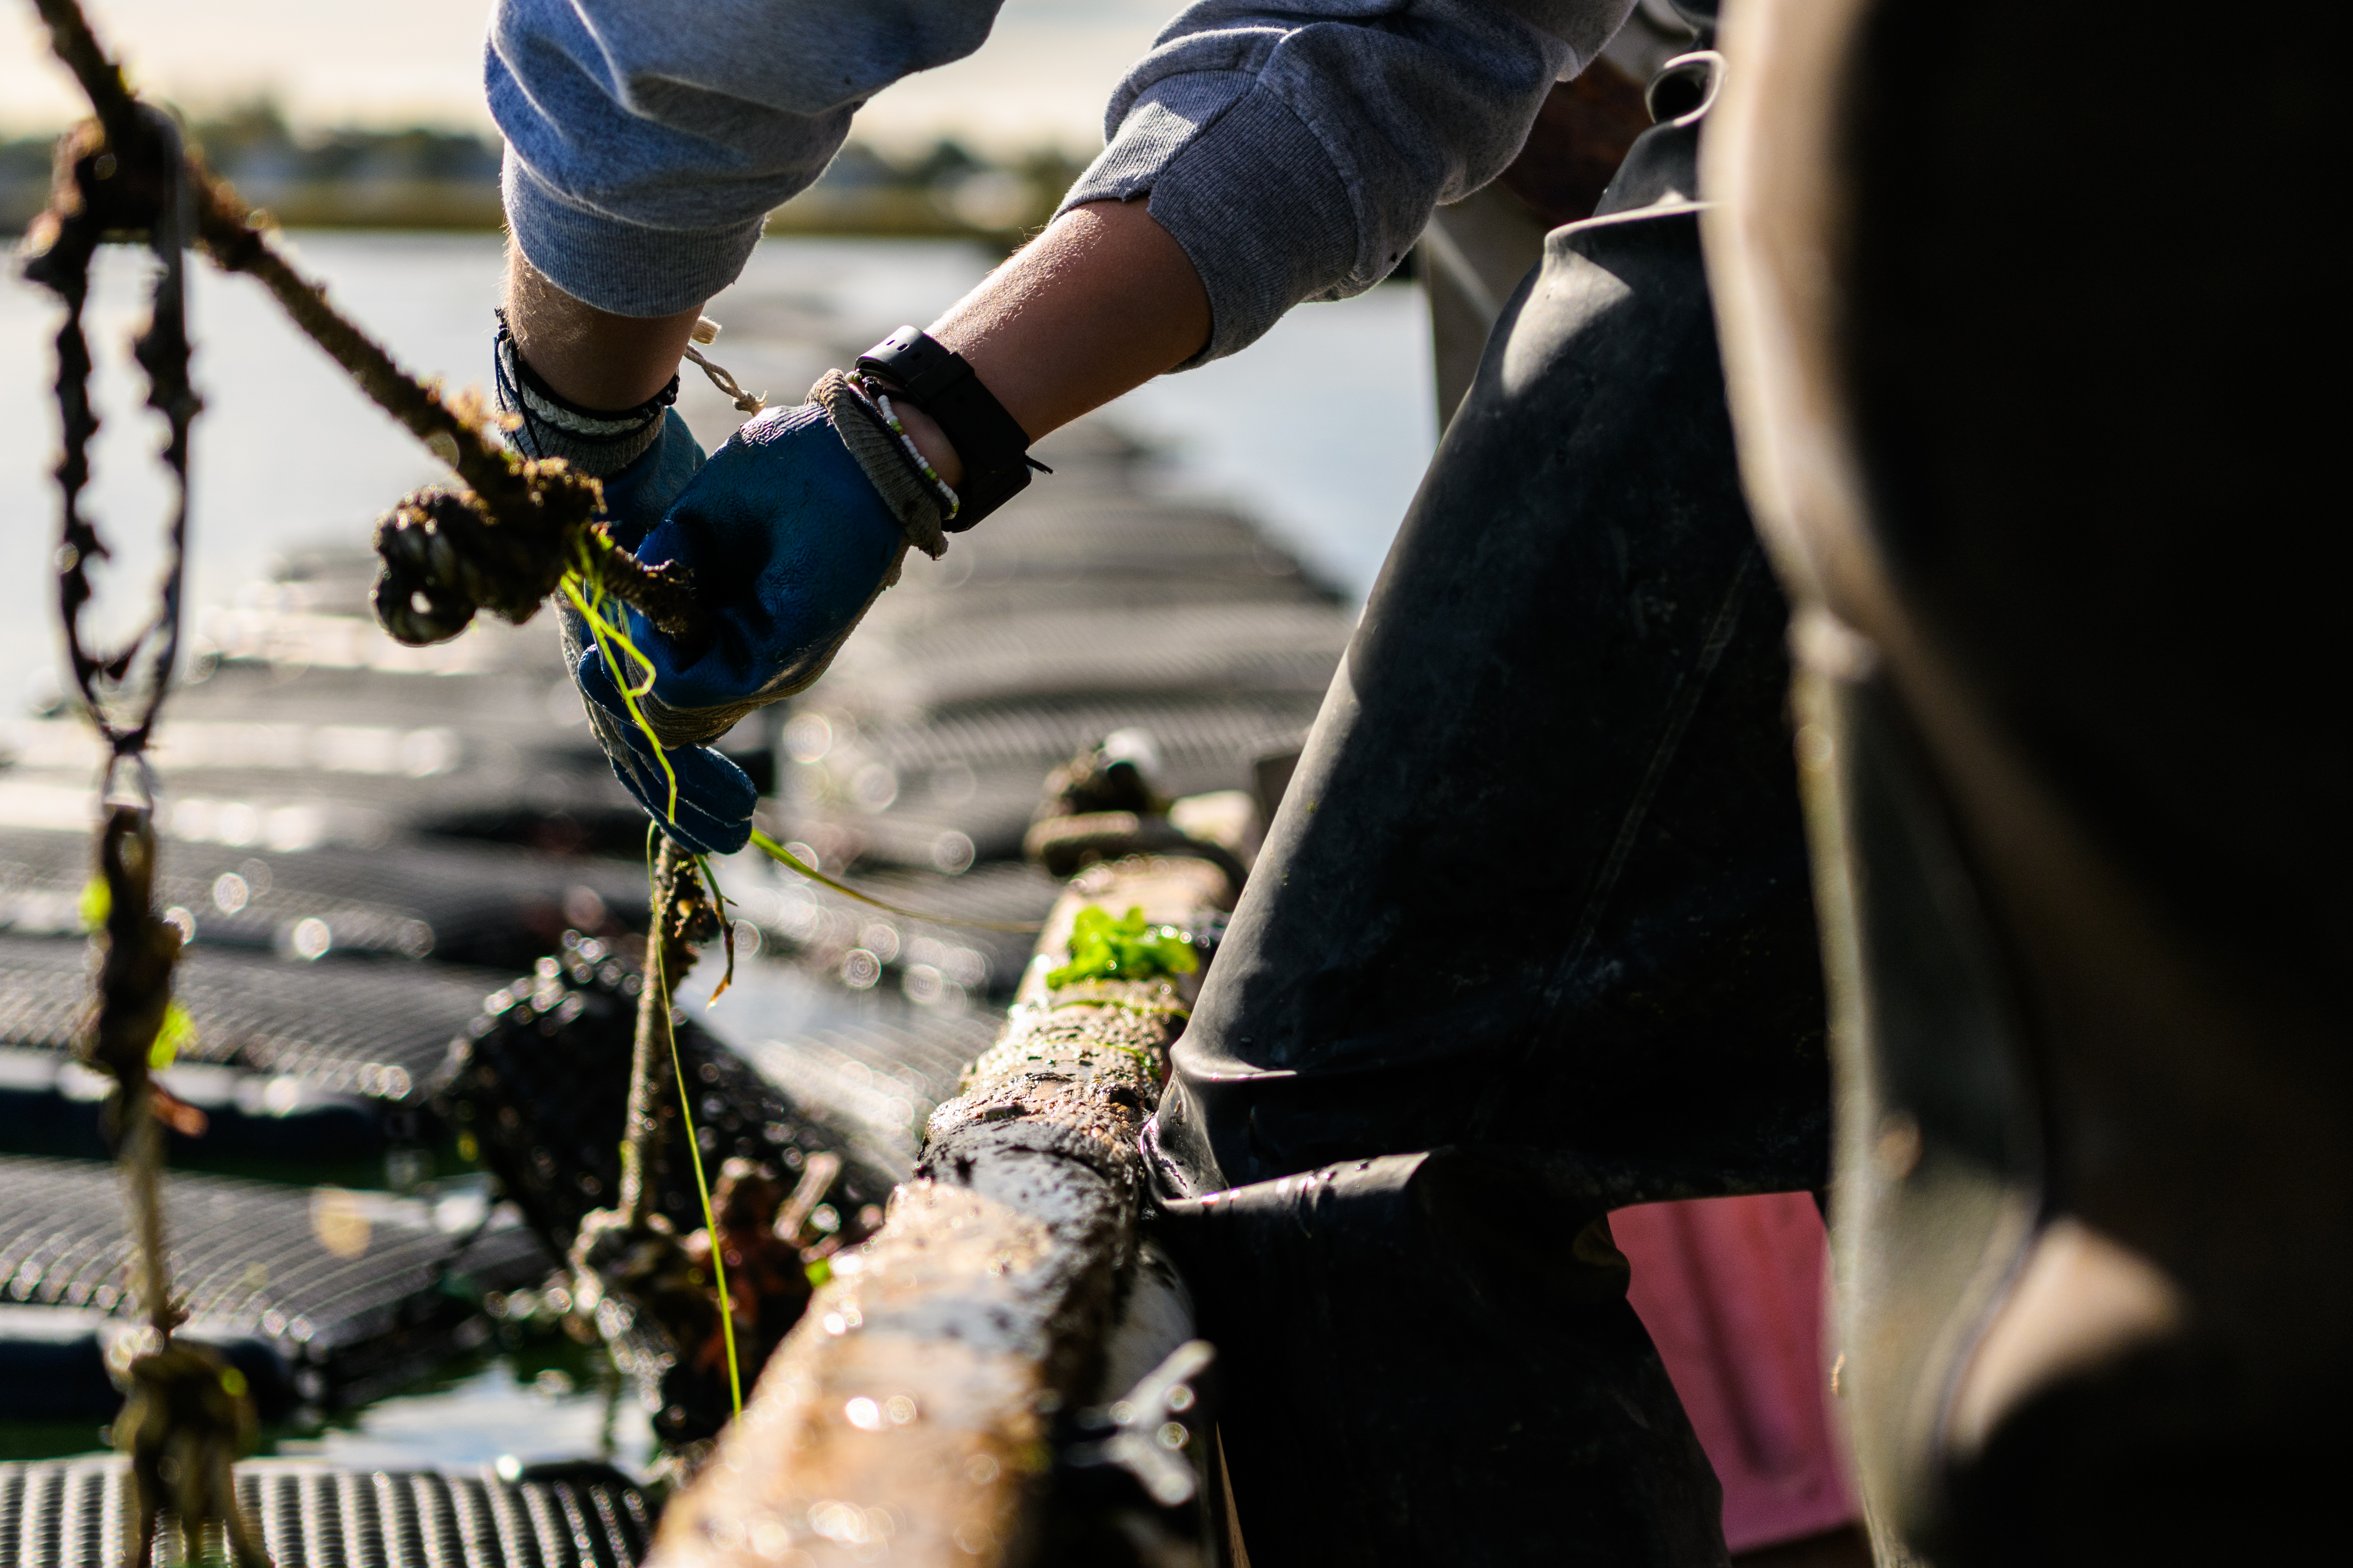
left=596, top=407, right=706, bottom=550
left=555, top=409, right=757, bottom=856
left=576, top=646, right=764, bottom=856
left=572, top=399, right=911, bottom=854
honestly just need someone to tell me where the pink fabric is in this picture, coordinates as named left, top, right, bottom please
left=1611, top=1193, right=1857, bottom=1555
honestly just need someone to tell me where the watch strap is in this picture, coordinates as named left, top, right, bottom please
left=855, top=326, right=1038, bottom=529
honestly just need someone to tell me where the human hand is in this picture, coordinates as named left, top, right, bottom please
left=595, top=406, right=705, bottom=547
left=571, top=397, right=910, bottom=853
left=557, top=407, right=751, bottom=854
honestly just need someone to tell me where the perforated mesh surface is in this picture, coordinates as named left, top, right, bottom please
left=819, top=600, right=1348, bottom=719
left=173, top=647, right=575, bottom=734
left=4, top=588, right=655, bottom=858
left=0, top=1156, right=552, bottom=1413
left=773, top=449, right=1350, bottom=874
left=732, top=858, right=1059, bottom=1001
left=0, top=934, right=507, bottom=1102
left=890, top=572, right=1330, bottom=623
left=889, top=496, right=1336, bottom=602
left=779, top=691, right=1318, bottom=870
left=857, top=692, right=1319, bottom=777
left=0, top=828, right=646, bottom=968
left=733, top=1009, right=1000, bottom=1170
left=2, top=735, right=635, bottom=866
left=0, top=1456, right=650, bottom=1567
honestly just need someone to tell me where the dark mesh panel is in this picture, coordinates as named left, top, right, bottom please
left=731, top=1008, right=1000, bottom=1170
left=0, top=828, right=647, bottom=969
left=0, top=934, right=504, bottom=1102
left=0, top=1457, right=651, bottom=1566
left=432, top=942, right=906, bottom=1251
left=0, top=1155, right=552, bottom=1417
left=7, top=575, right=645, bottom=858
left=777, top=461, right=1348, bottom=870
left=820, top=602, right=1351, bottom=717
left=779, top=692, right=1320, bottom=870
left=737, top=858, right=1058, bottom=1001
left=893, top=496, right=1339, bottom=607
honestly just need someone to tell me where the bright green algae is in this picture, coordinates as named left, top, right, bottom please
left=1045, top=905, right=1200, bottom=989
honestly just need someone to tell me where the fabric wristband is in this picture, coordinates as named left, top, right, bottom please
left=809, top=370, right=950, bottom=560
left=493, top=311, right=678, bottom=477
left=854, top=327, right=1046, bottom=530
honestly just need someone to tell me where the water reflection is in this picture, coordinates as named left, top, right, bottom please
left=265, top=1343, right=653, bottom=1476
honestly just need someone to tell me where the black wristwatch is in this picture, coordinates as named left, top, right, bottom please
left=855, top=326, right=1045, bottom=530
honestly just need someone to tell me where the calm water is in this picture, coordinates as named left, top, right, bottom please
left=266, top=1342, right=656, bottom=1476
left=0, top=231, right=1436, bottom=697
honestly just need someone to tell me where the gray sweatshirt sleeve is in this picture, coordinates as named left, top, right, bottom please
left=489, top=0, right=1008, bottom=316
left=491, top=0, right=1634, bottom=342
left=1062, top=0, right=1635, bottom=364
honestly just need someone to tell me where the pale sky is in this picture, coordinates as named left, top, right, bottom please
left=1, top=0, right=1172, bottom=155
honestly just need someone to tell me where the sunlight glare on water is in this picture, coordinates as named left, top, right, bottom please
left=267, top=1353, right=655, bottom=1475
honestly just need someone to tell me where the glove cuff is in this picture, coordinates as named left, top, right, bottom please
left=808, top=370, right=951, bottom=560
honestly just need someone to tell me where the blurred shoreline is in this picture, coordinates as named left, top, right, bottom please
left=0, top=101, right=1091, bottom=241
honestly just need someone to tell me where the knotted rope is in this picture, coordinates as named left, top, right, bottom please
left=20, top=7, right=267, bottom=1562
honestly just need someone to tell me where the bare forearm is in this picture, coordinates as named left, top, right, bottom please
left=891, top=200, right=1210, bottom=487
left=500, top=200, right=1207, bottom=491
left=503, top=242, right=706, bottom=411
left=933, top=200, right=1210, bottom=440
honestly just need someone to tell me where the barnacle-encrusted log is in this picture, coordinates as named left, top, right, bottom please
left=653, top=854, right=1235, bottom=1567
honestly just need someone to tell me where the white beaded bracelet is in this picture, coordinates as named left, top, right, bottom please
left=848, top=371, right=961, bottom=526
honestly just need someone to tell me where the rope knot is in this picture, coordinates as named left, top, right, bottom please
left=115, top=1342, right=269, bottom=1568
left=372, top=476, right=706, bottom=648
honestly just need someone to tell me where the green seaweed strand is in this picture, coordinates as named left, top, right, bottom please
left=746, top=828, right=1043, bottom=934
left=644, top=829, right=743, bottom=1420
left=564, top=563, right=680, bottom=824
